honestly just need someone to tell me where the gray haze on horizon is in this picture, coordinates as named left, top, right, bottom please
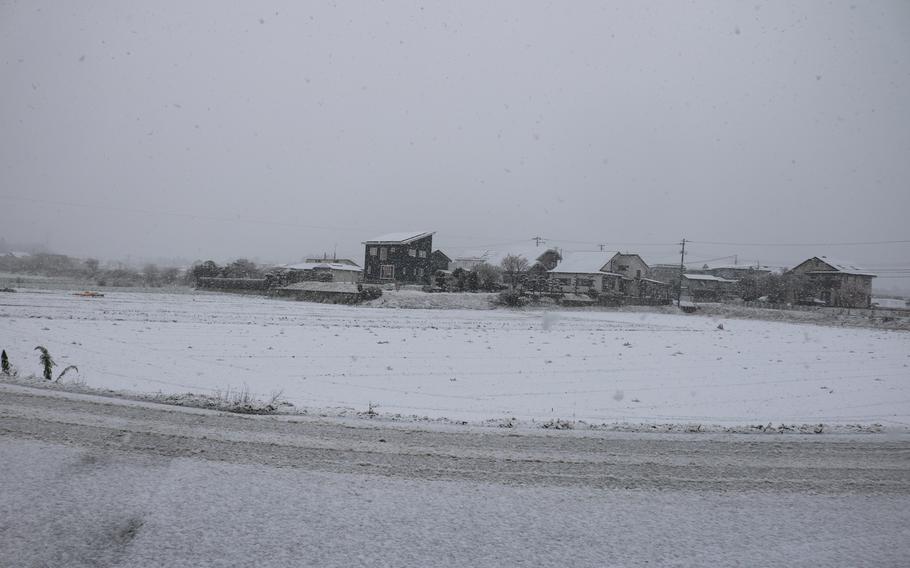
left=2, top=1, right=909, bottom=290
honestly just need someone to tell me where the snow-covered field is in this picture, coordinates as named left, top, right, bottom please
left=2, top=289, right=908, bottom=428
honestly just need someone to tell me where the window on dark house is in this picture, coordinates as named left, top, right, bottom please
left=380, top=265, right=394, bottom=279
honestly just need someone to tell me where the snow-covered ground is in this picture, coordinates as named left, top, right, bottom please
left=3, top=436, right=907, bottom=568
left=3, top=387, right=908, bottom=568
left=874, top=297, right=910, bottom=309
left=1, top=289, right=908, bottom=428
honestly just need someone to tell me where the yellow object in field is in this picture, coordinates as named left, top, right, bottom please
left=73, top=291, right=105, bottom=298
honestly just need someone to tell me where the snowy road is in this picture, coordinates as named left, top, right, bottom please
left=2, top=384, right=909, bottom=567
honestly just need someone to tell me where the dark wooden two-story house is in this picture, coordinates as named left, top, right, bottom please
left=362, top=231, right=435, bottom=284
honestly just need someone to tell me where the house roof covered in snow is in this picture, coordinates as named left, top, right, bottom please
left=432, top=249, right=452, bottom=261
left=807, top=256, right=876, bottom=277
left=363, top=231, right=434, bottom=245
left=305, top=257, right=359, bottom=266
left=3, top=251, right=31, bottom=258
left=640, top=277, right=671, bottom=285
left=281, top=261, right=362, bottom=272
left=683, top=274, right=738, bottom=283
left=704, top=264, right=772, bottom=271
left=486, top=246, right=554, bottom=267
left=451, top=245, right=557, bottom=268
left=549, top=251, right=619, bottom=275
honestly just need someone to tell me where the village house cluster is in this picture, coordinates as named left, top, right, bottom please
left=258, top=230, right=877, bottom=309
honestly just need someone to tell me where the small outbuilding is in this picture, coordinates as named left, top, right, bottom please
left=279, top=261, right=363, bottom=284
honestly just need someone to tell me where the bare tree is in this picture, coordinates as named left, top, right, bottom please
left=500, top=255, right=529, bottom=290
left=838, top=279, right=870, bottom=309
left=84, top=258, right=100, bottom=276
left=472, top=262, right=502, bottom=291
left=143, top=263, right=160, bottom=287
left=160, top=267, right=180, bottom=285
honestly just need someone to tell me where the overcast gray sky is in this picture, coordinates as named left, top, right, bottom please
left=2, top=1, right=908, bottom=288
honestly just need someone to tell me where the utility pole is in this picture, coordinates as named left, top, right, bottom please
left=676, top=238, right=687, bottom=307
left=532, top=236, right=545, bottom=247
left=598, top=243, right=606, bottom=252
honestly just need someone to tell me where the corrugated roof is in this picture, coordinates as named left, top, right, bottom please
left=363, top=231, right=434, bottom=245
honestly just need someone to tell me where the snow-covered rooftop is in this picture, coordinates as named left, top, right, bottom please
left=683, top=274, right=738, bottom=283
left=872, top=297, right=908, bottom=309
left=549, top=251, right=617, bottom=274
left=451, top=245, right=556, bottom=268
left=705, top=264, right=772, bottom=271
left=305, top=257, right=359, bottom=266
left=363, top=231, right=434, bottom=245
left=282, top=262, right=362, bottom=272
left=810, top=257, right=876, bottom=277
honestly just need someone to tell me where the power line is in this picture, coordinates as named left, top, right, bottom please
left=6, top=193, right=910, bottom=254
left=541, top=237, right=679, bottom=247
left=684, top=254, right=738, bottom=265
left=689, top=239, right=910, bottom=247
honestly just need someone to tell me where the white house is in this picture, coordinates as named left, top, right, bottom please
left=547, top=252, right=624, bottom=295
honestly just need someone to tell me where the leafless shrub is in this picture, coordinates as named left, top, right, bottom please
left=212, top=384, right=286, bottom=414
left=541, top=418, right=574, bottom=430
left=55, top=365, right=79, bottom=382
